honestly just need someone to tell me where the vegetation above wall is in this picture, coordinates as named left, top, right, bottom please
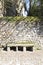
left=0, top=16, right=40, bottom=23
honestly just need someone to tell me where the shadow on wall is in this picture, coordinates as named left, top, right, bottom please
left=4, top=6, right=17, bottom=16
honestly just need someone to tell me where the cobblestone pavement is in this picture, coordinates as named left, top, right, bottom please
left=0, top=50, right=43, bottom=65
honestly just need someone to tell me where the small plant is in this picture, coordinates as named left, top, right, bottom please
left=36, top=47, right=41, bottom=50
left=35, top=44, right=41, bottom=50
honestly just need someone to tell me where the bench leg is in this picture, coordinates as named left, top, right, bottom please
left=23, top=47, right=26, bottom=52
left=16, top=47, right=18, bottom=51
left=7, top=47, right=10, bottom=51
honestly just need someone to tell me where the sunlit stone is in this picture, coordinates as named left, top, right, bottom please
left=0, top=0, right=3, bottom=17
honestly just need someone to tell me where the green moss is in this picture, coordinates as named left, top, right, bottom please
left=16, top=41, right=34, bottom=44
left=34, top=43, right=41, bottom=50
left=0, top=16, right=40, bottom=23
left=25, top=16, right=40, bottom=23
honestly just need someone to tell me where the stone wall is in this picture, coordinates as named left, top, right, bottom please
left=0, top=20, right=43, bottom=48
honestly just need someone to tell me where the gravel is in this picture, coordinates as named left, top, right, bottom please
left=0, top=50, right=43, bottom=65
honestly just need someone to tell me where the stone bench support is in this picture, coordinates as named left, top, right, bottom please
left=7, top=46, right=26, bottom=52
left=23, top=47, right=26, bottom=52
left=16, top=46, right=18, bottom=51
left=7, top=46, right=10, bottom=51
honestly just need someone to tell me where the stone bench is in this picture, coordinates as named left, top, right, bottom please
left=7, top=43, right=34, bottom=52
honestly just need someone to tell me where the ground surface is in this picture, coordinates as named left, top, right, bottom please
left=0, top=50, right=43, bottom=65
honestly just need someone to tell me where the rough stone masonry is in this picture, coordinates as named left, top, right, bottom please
left=0, top=20, right=43, bottom=49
